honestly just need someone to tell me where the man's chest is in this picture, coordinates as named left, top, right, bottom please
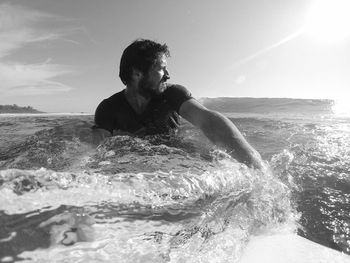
left=114, top=99, right=179, bottom=134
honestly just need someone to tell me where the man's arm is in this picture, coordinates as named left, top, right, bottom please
left=179, top=99, right=264, bottom=169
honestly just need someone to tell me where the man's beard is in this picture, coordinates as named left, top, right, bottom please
left=139, top=76, right=165, bottom=97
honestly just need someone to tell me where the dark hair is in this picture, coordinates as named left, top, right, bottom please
left=119, top=39, right=170, bottom=85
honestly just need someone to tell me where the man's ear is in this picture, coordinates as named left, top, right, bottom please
left=131, top=68, right=143, bottom=81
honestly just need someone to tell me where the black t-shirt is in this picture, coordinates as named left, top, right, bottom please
left=94, top=84, right=192, bottom=134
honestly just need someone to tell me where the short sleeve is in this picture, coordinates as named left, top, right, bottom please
left=94, top=99, right=114, bottom=134
left=163, top=84, right=193, bottom=113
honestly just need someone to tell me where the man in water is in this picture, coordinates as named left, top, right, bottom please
left=94, top=39, right=263, bottom=169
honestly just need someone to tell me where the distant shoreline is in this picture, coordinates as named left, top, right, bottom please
left=0, top=112, right=93, bottom=117
left=0, top=104, right=43, bottom=114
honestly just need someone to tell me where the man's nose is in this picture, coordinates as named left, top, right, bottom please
left=164, top=69, right=170, bottom=80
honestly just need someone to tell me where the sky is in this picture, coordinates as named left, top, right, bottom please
left=0, top=0, right=349, bottom=113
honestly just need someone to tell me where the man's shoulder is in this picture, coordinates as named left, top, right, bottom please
left=164, top=83, right=192, bottom=98
left=106, top=90, right=125, bottom=102
left=94, top=89, right=126, bottom=133
left=161, top=83, right=193, bottom=112
left=96, top=89, right=126, bottom=114
left=165, top=83, right=188, bottom=92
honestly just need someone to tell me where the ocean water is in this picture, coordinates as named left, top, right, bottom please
left=0, top=98, right=349, bottom=262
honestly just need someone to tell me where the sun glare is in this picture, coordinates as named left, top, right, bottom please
left=305, top=0, right=350, bottom=43
left=332, top=99, right=350, bottom=117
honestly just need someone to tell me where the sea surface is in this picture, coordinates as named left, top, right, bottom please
left=0, top=98, right=349, bottom=262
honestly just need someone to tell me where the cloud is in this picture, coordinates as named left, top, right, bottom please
left=0, top=61, right=74, bottom=96
left=228, top=28, right=304, bottom=71
left=0, top=3, right=74, bottom=96
left=0, top=3, right=59, bottom=57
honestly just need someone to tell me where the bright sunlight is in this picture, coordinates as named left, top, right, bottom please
left=332, top=99, right=350, bottom=117
left=304, top=0, right=350, bottom=43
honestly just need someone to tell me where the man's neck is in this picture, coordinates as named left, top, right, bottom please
left=124, top=86, right=151, bottom=114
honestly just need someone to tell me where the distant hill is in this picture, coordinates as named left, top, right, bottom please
left=199, top=97, right=334, bottom=115
left=0, top=104, right=43, bottom=114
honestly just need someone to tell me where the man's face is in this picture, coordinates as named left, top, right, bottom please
left=139, top=53, right=170, bottom=97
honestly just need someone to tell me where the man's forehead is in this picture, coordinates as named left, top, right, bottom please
left=155, top=53, right=167, bottom=65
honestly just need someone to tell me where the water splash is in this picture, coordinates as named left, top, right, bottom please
left=0, top=153, right=296, bottom=262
